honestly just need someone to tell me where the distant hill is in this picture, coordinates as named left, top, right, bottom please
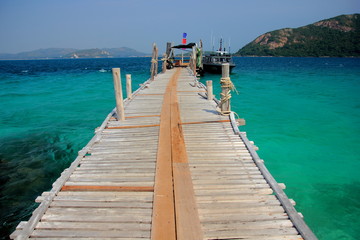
left=0, top=48, right=77, bottom=60
left=63, top=47, right=148, bottom=59
left=0, top=47, right=149, bottom=60
left=237, top=14, right=360, bottom=57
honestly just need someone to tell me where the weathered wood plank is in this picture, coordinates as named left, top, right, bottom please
left=64, top=182, right=154, bottom=187
left=150, top=69, right=176, bottom=240
left=203, top=227, right=300, bottom=239
left=199, top=212, right=290, bottom=223
left=36, top=221, right=151, bottom=231
left=41, top=213, right=152, bottom=223
left=44, top=207, right=152, bottom=216
left=202, top=219, right=294, bottom=231
left=53, top=195, right=153, bottom=203
left=170, top=69, right=203, bottom=240
left=50, top=200, right=153, bottom=208
left=31, top=229, right=150, bottom=238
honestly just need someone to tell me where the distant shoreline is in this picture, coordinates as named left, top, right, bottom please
left=233, top=55, right=360, bottom=58
left=2, top=55, right=360, bottom=61
left=0, top=56, right=152, bottom=61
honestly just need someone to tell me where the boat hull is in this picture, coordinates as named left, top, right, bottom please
left=203, top=63, right=235, bottom=74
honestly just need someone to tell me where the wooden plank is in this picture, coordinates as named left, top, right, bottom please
left=31, top=229, right=150, bottom=238
left=202, top=219, right=294, bottom=231
left=198, top=212, right=290, bottom=222
left=125, top=114, right=160, bottom=119
left=44, top=207, right=152, bottom=215
left=41, top=213, right=152, bottom=223
left=197, top=200, right=281, bottom=209
left=196, top=193, right=276, bottom=201
left=199, top=205, right=285, bottom=215
left=204, top=228, right=299, bottom=239
left=106, top=124, right=160, bottom=129
left=72, top=168, right=155, bottom=173
left=61, top=185, right=154, bottom=192
left=53, top=195, right=153, bottom=203
left=50, top=201, right=153, bottom=208
left=56, top=190, right=152, bottom=195
left=36, top=221, right=151, bottom=231
left=180, top=119, right=231, bottom=125
left=193, top=184, right=271, bottom=190
left=64, top=182, right=154, bottom=187
left=70, top=173, right=154, bottom=178
left=67, top=177, right=154, bottom=183
left=194, top=187, right=273, bottom=195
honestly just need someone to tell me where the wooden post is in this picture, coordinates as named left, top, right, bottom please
left=155, top=46, right=159, bottom=76
left=192, top=46, right=197, bottom=75
left=112, top=68, right=125, bottom=121
left=150, top=43, right=157, bottom=80
left=206, top=80, right=213, bottom=101
left=162, top=54, right=167, bottom=73
left=126, top=74, right=132, bottom=99
left=220, top=63, right=231, bottom=114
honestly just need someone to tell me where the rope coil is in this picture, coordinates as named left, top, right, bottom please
left=220, top=77, right=238, bottom=93
left=218, top=77, right=238, bottom=115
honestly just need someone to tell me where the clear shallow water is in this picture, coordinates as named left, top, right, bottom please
left=0, top=57, right=359, bottom=239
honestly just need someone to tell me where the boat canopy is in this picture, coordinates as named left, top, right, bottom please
left=172, top=43, right=196, bottom=49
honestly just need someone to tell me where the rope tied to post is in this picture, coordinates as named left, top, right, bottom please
left=220, top=77, right=238, bottom=93
left=151, top=59, right=158, bottom=63
left=218, top=76, right=238, bottom=115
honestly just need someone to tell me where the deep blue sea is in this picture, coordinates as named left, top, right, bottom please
left=0, top=57, right=359, bottom=239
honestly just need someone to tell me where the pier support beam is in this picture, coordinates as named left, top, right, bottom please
left=126, top=74, right=132, bottom=99
left=206, top=80, right=213, bottom=101
left=150, top=43, right=158, bottom=80
left=112, top=68, right=125, bottom=121
left=219, top=63, right=231, bottom=114
left=162, top=54, right=167, bottom=73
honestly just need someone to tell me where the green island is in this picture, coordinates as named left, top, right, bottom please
left=236, top=14, right=360, bottom=57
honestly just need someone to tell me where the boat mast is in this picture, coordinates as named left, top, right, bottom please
left=229, top=38, right=231, bottom=54
left=212, top=36, right=215, bottom=52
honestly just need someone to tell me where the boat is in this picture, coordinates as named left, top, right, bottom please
left=203, top=39, right=235, bottom=74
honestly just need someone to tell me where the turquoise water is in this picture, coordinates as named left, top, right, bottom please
left=0, top=57, right=359, bottom=239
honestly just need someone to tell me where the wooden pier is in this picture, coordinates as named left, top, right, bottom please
left=11, top=63, right=317, bottom=239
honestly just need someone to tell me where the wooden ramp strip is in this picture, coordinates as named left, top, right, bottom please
left=151, top=71, right=177, bottom=240
left=61, top=185, right=154, bottom=192
left=170, top=69, right=204, bottom=240
left=151, top=68, right=203, bottom=240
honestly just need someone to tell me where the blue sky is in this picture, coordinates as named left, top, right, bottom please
left=0, top=0, right=359, bottom=54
